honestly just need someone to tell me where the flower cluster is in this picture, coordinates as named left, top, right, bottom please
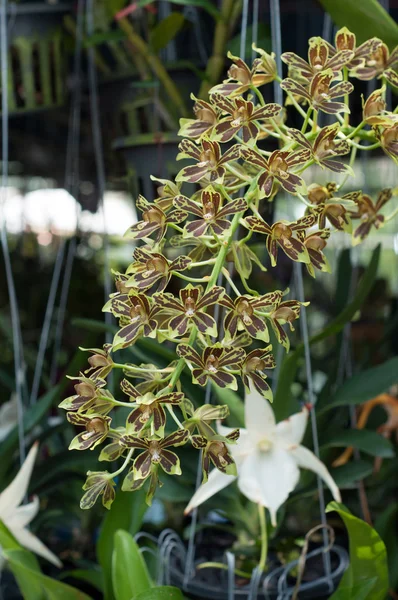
left=61, top=29, right=397, bottom=511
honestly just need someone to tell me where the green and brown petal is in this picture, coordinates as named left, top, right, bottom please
left=68, top=413, right=111, bottom=451
left=80, top=471, right=116, bottom=510
left=192, top=429, right=239, bottom=483
left=241, top=347, right=275, bottom=401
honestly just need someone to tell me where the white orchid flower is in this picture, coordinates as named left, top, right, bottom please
left=185, top=386, right=341, bottom=526
left=0, top=443, right=62, bottom=567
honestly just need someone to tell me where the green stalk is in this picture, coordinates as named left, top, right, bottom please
left=301, top=107, right=312, bottom=134
left=258, top=503, right=268, bottom=572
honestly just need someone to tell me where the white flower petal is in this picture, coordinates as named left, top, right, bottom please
left=11, top=526, right=62, bottom=567
left=185, top=467, right=237, bottom=514
left=275, top=407, right=309, bottom=447
left=238, top=447, right=300, bottom=526
left=245, top=384, right=275, bottom=443
left=216, top=425, right=255, bottom=458
left=5, top=497, right=39, bottom=530
left=0, top=443, right=38, bottom=516
left=290, top=445, right=341, bottom=503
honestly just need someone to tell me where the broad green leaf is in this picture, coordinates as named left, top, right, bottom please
left=134, top=587, right=184, bottom=600
left=112, top=530, right=152, bottom=600
left=321, top=429, right=395, bottom=458
left=319, top=357, right=398, bottom=413
left=318, top=0, right=398, bottom=49
left=149, top=13, right=185, bottom=53
left=60, top=569, right=104, bottom=593
left=97, top=487, right=148, bottom=600
left=374, top=503, right=398, bottom=589
left=274, top=245, right=380, bottom=420
left=326, top=502, right=388, bottom=600
left=331, top=459, right=374, bottom=487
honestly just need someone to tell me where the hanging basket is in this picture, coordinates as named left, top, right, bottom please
left=138, top=530, right=349, bottom=600
left=1, top=3, right=71, bottom=115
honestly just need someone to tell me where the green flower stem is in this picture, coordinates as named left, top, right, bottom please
left=188, top=258, right=217, bottom=269
left=294, top=159, right=314, bottom=175
left=166, top=404, right=185, bottom=430
left=240, top=276, right=259, bottom=297
left=312, top=109, right=318, bottom=133
left=345, top=120, right=366, bottom=139
left=113, top=363, right=174, bottom=374
left=348, top=140, right=380, bottom=151
left=197, top=562, right=252, bottom=579
left=226, top=163, right=252, bottom=182
left=222, top=267, right=241, bottom=296
left=168, top=223, right=184, bottom=233
left=258, top=503, right=268, bottom=572
left=174, top=273, right=210, bottom=283
left=301, top=107, right=312, bottom=133
left=109, top=448, right=134, bottom=478
left=385, top=205, right=398, bottom=222
left=258, top=123, right=281, bottom=139
left=296, top=193, right=312, bottom=207
left=275, top=75, right=311, bottom=122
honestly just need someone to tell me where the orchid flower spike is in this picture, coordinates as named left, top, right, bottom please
left=0, top=443, right=62, bottom=567
left=185, top=385, right=341, bottom=526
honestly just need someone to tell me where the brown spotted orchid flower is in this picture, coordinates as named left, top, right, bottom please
left=350, top=189, right=393, bottom=244
left=155, top=285, right=224, bottom=338
left=150, top=176, right=182, bottom=211
left=362, top=87, right=389, bottom=126
left=210, top=51, right=275, bottom=97
left=178, top=95, right=219, bottom=140
left=351, top=41, right=398, bottom=83
left=296, top=229, right=331, bottom=278
left=124, top=247, right=191, bottom=293
left=104, top=292, right=159, bottom=351
left=177, top=344, right=245, bottom=390
left=281, top=37, right=353, bottom=82
left=79, top=345, right=114, bottom=380
left=211, top=93, right=281, bottom=143
left=220, top=291, right=285, bottom=342
left=281, top=69, right=353, bottom=114
left=174, top=186, right=247, bottom=237
left=125, top=388, right=184, bottom=437
left=240, top=147, right=310, bottom=197
left=307, top=183, right=357, bottom=233
left=183, top=402, right=230, bottom=438
left=120, top=429, right=189, bottom=496
left=325, top=27, right=382, bottom=71
left=80, top=471, right=116, bottom=510
left=268, top=299, right=308, bottom=350
left=241, top=347, right=276, bottom=401
left=245, top=214, right=317, bottom=266
left=176, top=138, right=240, bottom=184
left=192, top=428, right=239, bottom=483
left=59, top=375, right=107, bottom=412
left=288, top=124, right=351, bottom=173
left=124, top=196, right=187, bottom=243
left=67, top=413, right=111, bottom=451
left=378, top=122, right=398, bottom=163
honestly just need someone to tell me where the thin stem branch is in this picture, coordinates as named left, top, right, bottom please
left=258, top=503, right=268, bottom=572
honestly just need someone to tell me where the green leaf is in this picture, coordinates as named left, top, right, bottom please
left=60, top=569, right=104, bottom=593
left=326, top=502, right=388, bottom=600
left=84, top=31, right=126, bottom=48
left=320, top=357, right=398, bottom=412
left=97, top=487, right=148, bottom=600
left=318, top=0, right=398, bottom=49
left=331, top=459, right=374, bottom=487
left=112, top=530, right=152, bottom=600
left=149, top=13, right=185, bottom=54
left=374, top=503, right=398, bottom=589
left=134, top=587, right=184, bottom=600
left=321, top=429, right=395, bottom=458
left=274, top=245, right=380, bottom=420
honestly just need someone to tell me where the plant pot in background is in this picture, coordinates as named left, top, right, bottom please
left=1, top=2, right=72, bottom=115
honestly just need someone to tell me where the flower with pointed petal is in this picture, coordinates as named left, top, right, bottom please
left=177, top=344, right=245, bottom=390
left=59, top=374, right=107, bottom=412
left=350, top=189, right=392, bottom=245
left=210, top=51, right=275, bottom=97
left=185, top=386, right=341, bottom=526
left=240, top=147, right=310, bottom=198
left=99, top=431, right=126, bottom=463
left=241, top=347, right=275, bottom=401
left=351, top=41, right=398, bottom=81
left=80, top=345, right=114, bottom=380
left=183, top=402, right=230, bottom=438
left=362, top=87, right=389, bottom=126
left=123, top=384, right=184, bottom=437
left=80, top=471, right=115, bottom=510
left=120, top=429, right=189, bottom=488
left=307, top=183, right=356, bottom=233
left=176, top=138, right=240, bottom=184
left=0, top=443, right=62, bottom=566
left=282, top=37, right=353, bottom=82
left=155, top=284, right=224, bottom=338
left=378, top=123, right=398, bottom=163
left=211, top=93, right=281, bottom=143
left=288, top=124, right=350, bottom=173
left=67, top=413, right=111, bottom=451
left=220, top=291, right=284, bottom=342
left=121, top=364, right=173, bottom=395
left=227, top=240, right=268, bottom=281
left=192, top=428, right=239, bottom=483
left=124, top=247, right=191, bottom=293
left=174, top=185, right=247, bottom=238
left=268, top=299, right=308, bottom=350
left=296, top=229, right=331, bottom=278
left=281, top=69, right=353, bottom=114
left=245, top=214, right=316, bottom=266
left=178, top=95, right=218, bottom=140
left=150, top=175, right=183, bottom=212
left=252, top=46, right=278, bottom=83
left=331, top=28, right=382, bottom=70
left=124, top=195, right=187, bottom=243
left=104, top=292, right=159, bottom=351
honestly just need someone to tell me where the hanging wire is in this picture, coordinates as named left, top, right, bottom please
left=294, top=263, right=333, bottom=590
left=86, top=0, right=113, bottom=348
left=0, top=0, right=25, bottom=463
left=269, top=0, right=283, bottom=105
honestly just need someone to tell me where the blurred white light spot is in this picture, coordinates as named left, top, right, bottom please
left=24, top=188, right=79, bottom=234
left=37, top=231, right=53, bottom=246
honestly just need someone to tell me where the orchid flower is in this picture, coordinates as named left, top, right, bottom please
left=185, top=386, right=341, bottom=526
left=0, top=443, right=61, bottom=567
